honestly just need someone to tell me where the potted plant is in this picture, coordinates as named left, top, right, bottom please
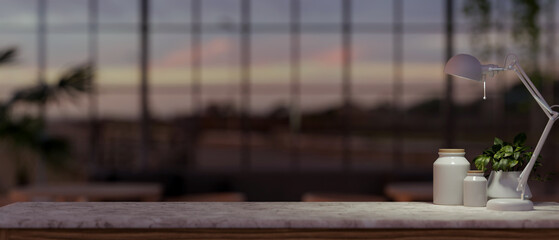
left=473, top=133, right=541, bottom=199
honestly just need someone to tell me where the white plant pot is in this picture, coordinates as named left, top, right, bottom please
left=487, top=171, right=531, bottom=199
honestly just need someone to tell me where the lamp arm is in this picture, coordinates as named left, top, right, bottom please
left=511, top=63, right=553, bottom=116
left=510, top=62, right=559, bottom=199
left=517, top=114, right=559, bottom=199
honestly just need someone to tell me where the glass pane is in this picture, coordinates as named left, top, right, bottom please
left=403, top=0, right=443, bottom=23
left=300, top=94, right=341, bottom=113
left=402, top=33, right=444, bottom=102
left=151, top=92, right=190, bottom=119
left=401, top=140, right=440, bottom=171
left=352, top=32, right=395, bottom=172
left=299, top=33, right=345, bottom=172
left=151, top=34, right=191, bottom=85
left=196, top=143, right=242, bottom=172
left=43, top=33, right=89, bottom=120
left=151, top=0, right=191, bottom=24
left=251, top=88, right=289, bottom=115
left=251, top=33, right=289, bottom=106
left=401, top=32, right=444, bottom=170
left=454, top=74, right=486, bottom=106
left=98, top=92, right=139, bottom=119
left=0, top=34, right=37, bottom=99
left=401, top=93, right=443, bottom=170
left=46, top=34, right=89, bottom=84
left=353, top=0, right=392, bottom=23
left=454, top=32, right=472, bottom=54
left=299, top=32, right=342, bottom=139
left=97, top=33, right=139, bottom=118
left=200, top=33, right=239, bottom=85
left=250, top=144, right=290, bottom=171
left=48, top=0, right=88, bottom=27
left=195, top=31, right=241, bottom=172
left=252, top=0, right=290, bottom=24
left=455, top=0, right=510, bottom=26
left=352, top=33, right=393, bottom=90
left=97, top=92, right=140, bottom=170
left=300, top=33, right=342, bottom=91
left=46, top=94, right=89, bottom=119
left=99, top=0, right=138, bottom=24
left=351, top=33, right=393, bottom=169
left=350, top=134, right=394, bottom=171
left=301, top=0, right=341, bottom=25
left=97, top=34, right=139, bottom=86
left=296, top=115, right=344, bottom=171
left=250, top=33, right=290, bottom=170
left=201, top=0, right=241, bottom=26
left=0, top=0, right=36, bottom=30
left=454, top=0, right=471, bottom=25
left=197, top=93, right=242, bottom=172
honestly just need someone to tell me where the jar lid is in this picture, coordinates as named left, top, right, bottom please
left=438, top=148, right=465, bottom=153
left=467, top=170, right=484, bottom=173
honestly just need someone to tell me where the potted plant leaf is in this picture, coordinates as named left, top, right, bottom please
left=473, top=133, right=541, bottom=199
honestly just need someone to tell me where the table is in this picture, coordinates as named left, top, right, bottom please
left=9, top=182, right=162, bottom=202
left=1, top=202, right=559, bottom=239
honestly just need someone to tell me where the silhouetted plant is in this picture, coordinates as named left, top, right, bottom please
left=462, top=0, right=542, bottom=69
left=0, top=47, right=92, bottom=184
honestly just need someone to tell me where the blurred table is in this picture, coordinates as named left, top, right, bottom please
left=384, top=182, right=432, bottom=202
left=165, top=192, right=246, bottom=202
left=302, top=192, right=386, bottom=202
left=9, top=182, right=162, bottom=202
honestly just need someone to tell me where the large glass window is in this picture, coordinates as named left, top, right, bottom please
left=2, top=0, right=559, bottom=181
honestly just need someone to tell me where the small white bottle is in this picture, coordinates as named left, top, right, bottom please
left=433, top=149, right=470, bottom=205
left=463, top=170, right=487, bottom=207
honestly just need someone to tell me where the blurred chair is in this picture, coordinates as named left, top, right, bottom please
left=165, top=192, right=246, bottom=202
left=302, top=192, right=386, bottom=202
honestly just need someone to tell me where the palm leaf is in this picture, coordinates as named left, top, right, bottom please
left=0, top=48, right=16, bottom=65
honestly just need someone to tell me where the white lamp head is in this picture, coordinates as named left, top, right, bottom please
left=444, top=54, right=483, bottom=81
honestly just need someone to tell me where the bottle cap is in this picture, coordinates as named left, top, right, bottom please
left=438, top=149, right=465, bottom=153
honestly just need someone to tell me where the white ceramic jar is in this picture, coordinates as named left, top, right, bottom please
left=463, top=170, right=487, bottom=207
left=433, top=149, right=470, bottom=205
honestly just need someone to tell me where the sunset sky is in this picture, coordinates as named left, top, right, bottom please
left=0, top=0, right=552, bottom=118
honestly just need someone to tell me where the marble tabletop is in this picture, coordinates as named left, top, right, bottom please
left=0, top=202, right=558, bottom=229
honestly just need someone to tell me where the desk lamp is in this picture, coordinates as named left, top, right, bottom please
left=444, top=54, right=559, bottom=211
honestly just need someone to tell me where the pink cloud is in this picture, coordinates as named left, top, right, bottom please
left=156, top=38, right=367, bottom=68
left=156, top=38, right=233, bottom=68
left=310, top=45, right=362, bottom=65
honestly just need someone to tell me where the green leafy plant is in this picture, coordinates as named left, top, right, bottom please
left=474, top=133, right=540, bottom=173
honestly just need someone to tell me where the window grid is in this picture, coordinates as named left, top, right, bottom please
left=0, top=0, right=556, bottom=175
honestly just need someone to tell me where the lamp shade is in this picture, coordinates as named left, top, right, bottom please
left=444, top=54, right=482, bottom=81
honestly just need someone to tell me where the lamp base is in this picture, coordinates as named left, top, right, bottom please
left=486, top=198, right=533, bottom=211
